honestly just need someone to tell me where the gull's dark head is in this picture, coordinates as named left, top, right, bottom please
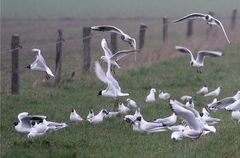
left=121, top=35, right=125, bottom=41
left=13, top=121, right=18, bottom=126
left=25, top=65, right=31, bottom=69
left=199, top=112, right=204, bottom=117
left=102, top=109, right=109, bottom=115
left=98, top=91, right=102, bottom=96
left=71, top=108, right=74, bottom=113
left=190, top=61, right=194, bottom=66
left=136, top=116, right=142, bottom=122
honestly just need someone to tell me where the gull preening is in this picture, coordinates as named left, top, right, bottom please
left=95, top=61, right=129, bottom=98
left=173, top=13, right=230, bottom=43
left=91, top=25, right=137, bottom=50
left=100, top=38, right=139, bottom=68
left=26, top=48, right=54, bottom=79
left=175, top=46, right=223, bottom=73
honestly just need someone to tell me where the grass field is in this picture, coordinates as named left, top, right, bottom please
left=1, top=43, right=240, bottom=157
left=1, top=0, right=240, bottom=158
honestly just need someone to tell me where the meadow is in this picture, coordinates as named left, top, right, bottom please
left=1, top=0, right=240, bottom=158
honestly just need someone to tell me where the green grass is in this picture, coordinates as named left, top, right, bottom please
left=1, top=44, right=240, bottom=158
left=1, top=0, right=240, bottom=18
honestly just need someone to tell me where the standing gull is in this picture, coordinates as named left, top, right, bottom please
left=173, top=13, right=230, bottom=43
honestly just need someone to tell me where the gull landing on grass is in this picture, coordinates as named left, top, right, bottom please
left=175, top=46, right=223, bottom=73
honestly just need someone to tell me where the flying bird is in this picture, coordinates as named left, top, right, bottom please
left=100, top=38, right=139, bottom=68
left=91, top=25, right=137, bottom=49
left=173, top=13, right=230, bottom=43
left=26, top=48, right=54, bottom=79
left=175, top=46, right=223, bottom=73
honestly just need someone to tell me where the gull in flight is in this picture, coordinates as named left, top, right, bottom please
left=173, top=13, right=230, bottom=43
left=169, top=99, right=216, bottom=139
left=158, top=90, right=171, bottom=100
left=95, top=61, right=129, bottom=98
left=208, top=91, right=240, bottom=110
left=146, top=88, right=157, bottom=103
left=175, top=46, right=223, bottom=73
left=197, top=85, right=208, bottom=95
left=26, top=48, right=54, bottom=79
left=70, top=109, right=84, bottom=122
left=100, top=38, right=139, bottom=68
left=204, top=86, right=222, bottom=97
left=91, top=25, right=136, bottom=50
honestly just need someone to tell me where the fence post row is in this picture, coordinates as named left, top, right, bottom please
left=82, top=27, right=91, bottom=73
left=162, top=16, right=168, bottom=42
left=139, top=23, right=147, bottom=50
left=54, top=29, right=63, bottom=87
left=230, top=9, right=237, bottom=30
left=11, top=35, right=20, bottom=94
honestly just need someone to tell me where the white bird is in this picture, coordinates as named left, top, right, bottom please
left=169, top=99, right=216, bottom=138
left=118, top=103, right=130, bottom=114
left=91, top=25, right=137, bottom=50
left=180, top=95, right=192, bottom=101
left=126, top=98, right=138, bottom=109
left=231, top=111, right=240, bottom=122
left=26, top=48, right=54, bottom=79
left=100, top=38, right=138, bottom=68
left=170, top=131, right=184, bottom=141
left=225, top=100, right=240, bottom=111
left=132, top=116, right=166, bottom=133
left=197, top=85, right=208, bottom=95
left=87, top=109, right=109, bottom=124
left=87, top=109, right=94, bottom=120
left=95, top=61, right=129, bottom=98
left=70, top=109, right=84, bottom=122
left=185, top=99, right=195, bottom=108
left=175, top=46, right=223, bottom=73
left=207, top=98, right=218, bottom=110
left=158, top=90, right=171, bottom=100
left=173, top=13, right=230, bottom=43
left=105, top=111, right=119, bottom=118
left=204, top=87, right=222, bottom=97
left=153, top=113, right=177, bottom=126
left=208, top=91, right=240, bottom=110
left=200, top=110, right=220, bottom=125
left=146, top=88, right=156, bottom=103
left=14, top=112, right=47, bottom=133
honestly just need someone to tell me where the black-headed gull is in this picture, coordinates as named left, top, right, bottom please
left=95, top=61, right=129, bottom=98
left=118, top=102, right=130, bottom=114
left=197, top=85, right=208, bottom=95
left=185, top=99, right=195, bottom=108
left=91, top=25, right=136, bottom=49
left=70, top=109, right=84, bottom=122
left=153, top=113, right=177, bottom=126
left=14, top=112, right=47, bottom=133
left=173, top=13, right=230, bottom=43
left=87, top=109, right=109, bottom=124
left=105, top=111, right=119, bottom=118
left=208, top=91, right=240, bottom=110
left=145, top=88, right=156, bottom=103
left=100, top=38, right=138, bottom=68
left=204, top=86, right=222, bottom=97
left=87, top=109, right=94, bottom=120
left=231, top=111, right=240, bottom=122
left=158, top=90, right=171, bottom=100
left=175, top=46, right=223, bottom=73
left=126, top=98, right=138, bottom=109
left=26, top=48, right=54, bottom=79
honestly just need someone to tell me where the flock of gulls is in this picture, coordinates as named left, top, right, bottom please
left=15, top=13, right=240, bottom=141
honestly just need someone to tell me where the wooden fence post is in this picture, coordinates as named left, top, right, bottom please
left=82, top=27, right=91, bottom=73
left=54, top=29, right=63, bottom=87
left=11, top=35, right=20, bottom=94
left=162, top=16, right=168, bottom=42
left=110, top=32, right=117, bottom=53
left=230, top=9, right=237, bottom=30
left=139, top=23, right=147, bottom=50
left=186, top=19, right=193, bottom=38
